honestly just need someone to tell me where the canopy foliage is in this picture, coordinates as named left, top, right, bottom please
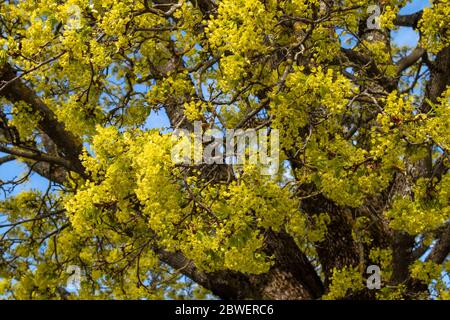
left=0, top=0, right=449, bottom=300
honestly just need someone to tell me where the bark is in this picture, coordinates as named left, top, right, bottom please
left=427, top=223, right=450, bottom=264
left=0, top=63, right=85, bottom=175
left=394, top=11, right=423, bottom=28
left=300, top=193, right=360, bottom=286
left=158, top=230, right=324, bottom=300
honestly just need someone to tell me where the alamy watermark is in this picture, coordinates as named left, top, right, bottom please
left=366, top=265, right=381, bottom=290
left=366, top=4, right=382, bottom=41
left=66, top=264, right=82, bottom=291
left=171, top=121, right=280, bottom=175
left=367, top=5, right=382, bottom=31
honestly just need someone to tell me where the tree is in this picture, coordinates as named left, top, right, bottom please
left=0, top=0, right=449, bottom=300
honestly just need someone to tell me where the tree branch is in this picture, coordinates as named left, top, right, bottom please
left=394, top=11, right=423, bottom=28
left=396, top=47, right=425, bottom=75
left=427, top=223, right=450, bottom=264
left=0, top=63, right=85, bottom=176
left=0, top=154, right=15, bottom=165
left=0, top=144, right=77, bottom=173
left=157, top=230, right=324, bottom=300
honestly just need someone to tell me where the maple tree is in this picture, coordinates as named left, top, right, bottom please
left=0, top=0, right=449, bottom=300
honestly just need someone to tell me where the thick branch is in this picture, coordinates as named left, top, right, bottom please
left=158, top=250, right=266, bottom=300
left=391, top=231, right=415, bottom=285
left=0, top=63, right=85, bottom=176
left=0, top=144, right=77, bottom=172
left=427, top=223, right=450, bottom=264
left=396, top=47, right=425, bottom=75
left=0, top=154, right=15, bottom=165
left=26, top=161, right=68, bottom=185
left=158, top=231, right=324, bottom=300
left=394, top=11, right=423, bottom=28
